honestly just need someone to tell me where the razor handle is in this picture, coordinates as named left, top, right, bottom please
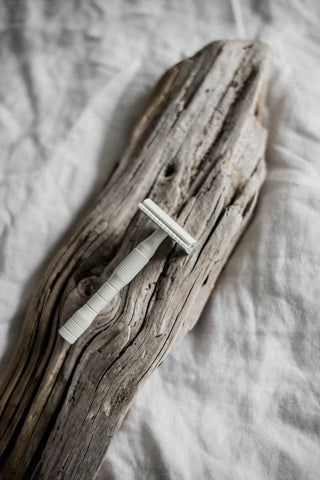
left=59, top=228, right=167, bottom=343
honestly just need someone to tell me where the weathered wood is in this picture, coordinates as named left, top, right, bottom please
left=0, top=40, right=270, bottom=479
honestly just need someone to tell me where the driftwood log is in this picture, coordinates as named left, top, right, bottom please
left=0, top=40, right=270, bottom=479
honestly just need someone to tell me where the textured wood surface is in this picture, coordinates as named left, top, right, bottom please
left=0, top=40, right=270, bottom=479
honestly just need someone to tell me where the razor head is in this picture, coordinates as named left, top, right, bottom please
left=138, top=198, right=197, bottom=254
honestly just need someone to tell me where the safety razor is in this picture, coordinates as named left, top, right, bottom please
left=59, top=198, right=197, bottom=344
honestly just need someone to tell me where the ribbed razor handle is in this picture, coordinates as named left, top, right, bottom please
left=59, top=228, right=167, bottom=343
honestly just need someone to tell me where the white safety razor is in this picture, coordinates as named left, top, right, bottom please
left=59, top=198, right=197, bottom=344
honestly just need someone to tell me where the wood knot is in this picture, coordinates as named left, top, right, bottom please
left=164, top=162, right=176, bottom=177
left=78, top=276, right=99, bottom=299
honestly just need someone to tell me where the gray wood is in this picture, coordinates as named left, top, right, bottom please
left=0, top=40, right=270, bottom=479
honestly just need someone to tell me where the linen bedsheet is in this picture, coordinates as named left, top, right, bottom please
left=1, top=1, right=320, bottom=478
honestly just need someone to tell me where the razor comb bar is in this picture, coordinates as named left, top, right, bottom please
left=138, top=199, right=197, bottom=254
left=59, top=198, right=197, bottom=344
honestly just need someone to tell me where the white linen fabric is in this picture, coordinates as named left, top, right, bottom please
left=1, top=1, right=320, bottom=479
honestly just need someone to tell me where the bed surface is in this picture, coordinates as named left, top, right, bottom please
left=1, top=1, right=319, bottom=478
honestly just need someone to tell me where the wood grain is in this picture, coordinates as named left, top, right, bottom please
left=0, top=40, right=270, bottom=479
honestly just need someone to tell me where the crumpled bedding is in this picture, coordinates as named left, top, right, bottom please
left=1, top=1, right=320, bottom=479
